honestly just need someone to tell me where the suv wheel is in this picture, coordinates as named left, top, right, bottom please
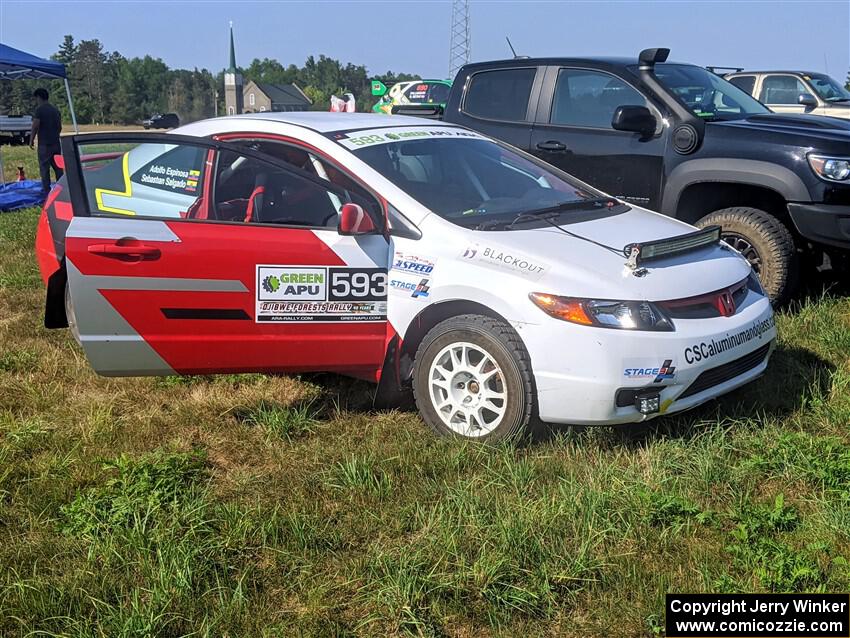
left=412, top=314, right=535, bottom=442
left=695, top=207, right=796, bottom=303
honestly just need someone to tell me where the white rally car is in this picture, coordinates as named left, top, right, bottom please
left=37, top=113, right=776, bottom=441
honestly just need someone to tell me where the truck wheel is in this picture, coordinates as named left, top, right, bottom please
left=413, top=314, right=535, bottom=442
left=695, top=207, right=796, bottom=303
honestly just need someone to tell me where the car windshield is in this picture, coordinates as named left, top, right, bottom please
left=650, top=64, right=771, bottom=120
left=805, top=73, right=850, bottom=102
left=342, top=128, right=613, bottom=227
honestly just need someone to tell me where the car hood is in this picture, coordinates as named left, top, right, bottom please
left=469, top=206, right=750, bottom=301
left=711, top=112, right=850, bottom=142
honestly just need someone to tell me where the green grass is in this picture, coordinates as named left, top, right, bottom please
left=1, top=144, right=40, bottom=184
left=1, top=208, right=849, bottom=636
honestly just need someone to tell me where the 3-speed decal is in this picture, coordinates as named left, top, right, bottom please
left=256, top=265, right=388, bottom=322
left=389, top=251, right=435, bottom=301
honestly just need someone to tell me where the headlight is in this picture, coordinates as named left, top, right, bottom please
left=808, top=154, right=850, bottom=182
left=529, top=293, right=675, bottom=331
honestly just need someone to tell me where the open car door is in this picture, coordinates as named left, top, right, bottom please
left=59, top=133, right=390, bottom=379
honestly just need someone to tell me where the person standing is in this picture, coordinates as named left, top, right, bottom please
left=29, top=88, right=63, bottom=194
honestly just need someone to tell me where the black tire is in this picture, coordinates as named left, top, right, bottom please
left=695, top=207, right=796, bottom=303
left=412, top=314, right=536, bottom=442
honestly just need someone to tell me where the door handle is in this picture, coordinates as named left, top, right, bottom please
left=88, top=242, right=161, bottom=260
left=536, top=140, right=567, bottom=152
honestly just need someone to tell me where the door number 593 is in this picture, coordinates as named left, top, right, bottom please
left=329, top=268, right=387, bottom=301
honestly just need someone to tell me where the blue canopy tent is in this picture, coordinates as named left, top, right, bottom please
left=0, top=42, right=78, bottom=194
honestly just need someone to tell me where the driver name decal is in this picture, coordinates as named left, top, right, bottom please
left=256, top=265, right=387, bottom=322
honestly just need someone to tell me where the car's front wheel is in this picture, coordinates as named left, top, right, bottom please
left=65, top=283, right=81, bottom=346
left=412, top=314, right=535, bottom=442
left=695, top=207, right=796, bottom=303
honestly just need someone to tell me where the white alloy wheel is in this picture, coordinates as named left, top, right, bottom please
left=65, top=284, right=81, bottom=346
left=428, top=341, right=507, bottom=437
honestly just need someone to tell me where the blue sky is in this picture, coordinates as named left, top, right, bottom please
left=1, top=0, right=848, bottom=80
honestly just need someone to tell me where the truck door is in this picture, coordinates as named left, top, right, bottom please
left=529, top=66, right=667, bottom=211
left=452, top=66, right=543, bottom=150
left=60, top=133, right=389, bottom=378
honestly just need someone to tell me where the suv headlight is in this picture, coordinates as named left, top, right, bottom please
left=808, top=154, right=850, bottom=182
left=529, top=293, right=674, bottom=331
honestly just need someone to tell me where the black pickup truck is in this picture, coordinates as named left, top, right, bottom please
left=404, top=48, right=850, bottom=302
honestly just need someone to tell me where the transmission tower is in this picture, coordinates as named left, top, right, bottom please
left=449, top=0, right=470, bottom=78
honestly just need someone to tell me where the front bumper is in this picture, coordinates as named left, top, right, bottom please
left=521, top=289, right=776, bottom=425
left=788, top=203, right=850, bottom=250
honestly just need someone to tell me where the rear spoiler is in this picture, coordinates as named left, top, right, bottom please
left=390, top=104, right=445, bottom=120
left=624, top=225, right=722, bottom=269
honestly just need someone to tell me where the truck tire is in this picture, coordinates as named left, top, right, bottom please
left=413, top=314, right=535, bottom=442
left=695, top=207, right=796, bottom=303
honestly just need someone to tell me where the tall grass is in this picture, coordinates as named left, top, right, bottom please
left=0, top=208, right=848, bottom=636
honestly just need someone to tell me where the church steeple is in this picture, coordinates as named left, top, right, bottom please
left=224, top=21, right=243, bottom=116
left=228, top=22, right=237, bottom=73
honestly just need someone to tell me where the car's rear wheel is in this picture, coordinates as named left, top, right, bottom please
left=412, top=314, right=535, bottom=442
left=695, top=207, right=796, bottom=303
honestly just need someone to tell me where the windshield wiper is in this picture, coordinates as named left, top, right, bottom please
left=506, top=197, right=619, bottom=228
left=472, top=197, right=618, bottom=231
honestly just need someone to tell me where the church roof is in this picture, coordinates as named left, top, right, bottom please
left=253, top=82, right=313, bottom=106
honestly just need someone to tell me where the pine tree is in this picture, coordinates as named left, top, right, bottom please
left=53, top=35, right=77, bottom=65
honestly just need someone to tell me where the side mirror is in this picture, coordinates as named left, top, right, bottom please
left=798, top=92, right=817, bottom=110
left=611, top=105, right=657, bottom=136
left=338, top=203, right=378, bottom=235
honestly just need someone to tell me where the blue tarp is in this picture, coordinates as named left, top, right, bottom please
left=0, top=180, right=46, bottom=211
left=0, top=43, right=66, bottom=79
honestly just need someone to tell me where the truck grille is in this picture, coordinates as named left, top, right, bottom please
left=679, top=342, right=772, bottom=399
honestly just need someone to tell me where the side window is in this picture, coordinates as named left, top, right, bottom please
left=79, top=141, right=210, bottom=219
left=551, top=68, right=648, bottom=128
left=213, top=149, right=376, bottom=228
left=728, top=75, right=756, bottom=96
left=463, top=68, right=536, bottom=121
left=226, top=138, right=382, bottom=220
left=759, top=75, right=807, bottom=105
left=77, top=139, right=377, bottom=228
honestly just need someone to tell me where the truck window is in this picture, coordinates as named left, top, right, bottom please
left=728, top=75, right=756, bottom=96
left=551, top=69, right=648, bottom=128
left=759, top=75, right=807, bottom=105
left=463, top=68, right=536, bottom=121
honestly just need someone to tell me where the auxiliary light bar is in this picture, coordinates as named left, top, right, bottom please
left=624, top=225, right=722, bottom=268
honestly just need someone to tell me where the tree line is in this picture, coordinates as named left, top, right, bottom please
left=0, top=35, right=419, bottom=124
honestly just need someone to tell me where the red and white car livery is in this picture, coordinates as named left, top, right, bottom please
left=37, top=113, right=776, bottom=441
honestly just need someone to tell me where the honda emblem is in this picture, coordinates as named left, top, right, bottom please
left=717, top=290, right=736, bottom=317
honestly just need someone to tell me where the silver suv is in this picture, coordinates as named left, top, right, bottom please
left=721, top=70, right=850, bottom=119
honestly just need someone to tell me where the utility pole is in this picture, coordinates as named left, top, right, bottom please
left=449, top=0, right=470, bottom=79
